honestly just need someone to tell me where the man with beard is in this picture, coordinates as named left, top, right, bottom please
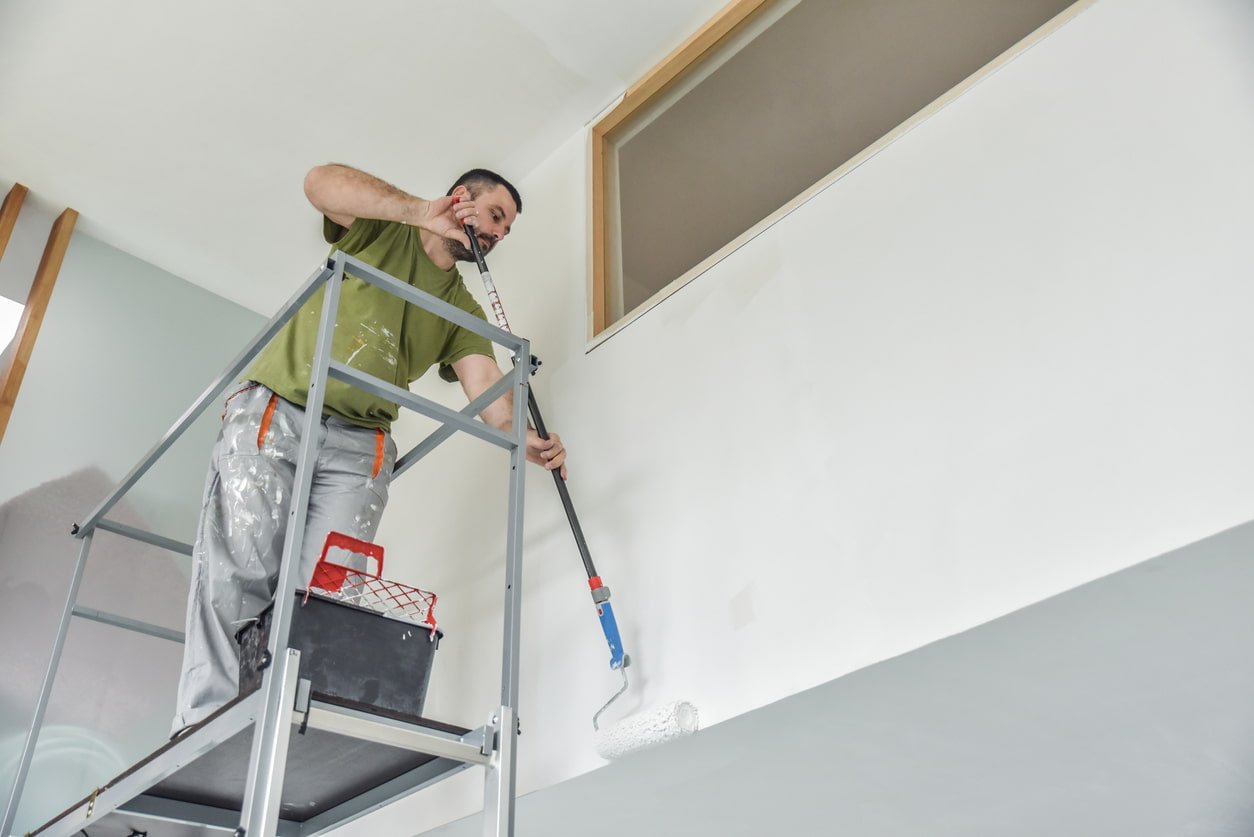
left=171, top=164, right=566, bottom=734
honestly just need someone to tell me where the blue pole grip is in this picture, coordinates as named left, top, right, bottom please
left=596, top=601, right=626, bottom=670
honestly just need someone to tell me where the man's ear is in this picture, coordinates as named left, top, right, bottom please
left=451, top=184, right=471, bottom=200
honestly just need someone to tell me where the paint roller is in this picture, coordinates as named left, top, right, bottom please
left=460, top=214, right=699, bottom=759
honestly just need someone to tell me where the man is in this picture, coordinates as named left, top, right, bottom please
left=171, top=164, right=565, bottom=734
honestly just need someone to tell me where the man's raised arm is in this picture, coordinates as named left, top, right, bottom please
left=303, top=164, right=475, bottom=246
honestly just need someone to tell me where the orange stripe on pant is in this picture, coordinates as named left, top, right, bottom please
left=372, top=429, right=385, bottom=479
left=257, top=393, right=278, bottom=451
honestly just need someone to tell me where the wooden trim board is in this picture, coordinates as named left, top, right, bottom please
left=0, top=183, right=29, bottom=262
left=590, top=0, right=777, bottom=337
left=0, top=207, right=78, bottom=445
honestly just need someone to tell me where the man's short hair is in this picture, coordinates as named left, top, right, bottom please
left=447, top=169, right=523, bottom=214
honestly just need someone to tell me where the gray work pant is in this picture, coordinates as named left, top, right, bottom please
left=172, top=383, right=396, bottom=732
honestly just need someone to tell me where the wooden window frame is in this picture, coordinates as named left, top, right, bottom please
left=590, top=0, right=776, bottom=338
left=588, top=0, right=1093, bottom=344
left=0, top=184, right=28, bottom=261
left=0, top=184, right=78, bottom=445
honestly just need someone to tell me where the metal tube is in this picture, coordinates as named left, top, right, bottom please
left=77, top=263, right=334, bottom=535
left=35, top=693, right=262, bottom=837
left=340, top=254, right=524, bottom=353
left=1, top=533, right=94, bottom=836
left=326, top=361, right=516, bottom=451
left=116, top=794, right=297, bottom=836
left=394, top=372, right=515, bottom=478
left=240, top=257, right=344, bottom=835
left=499, top=341, right=529, bottom=710
left=480, top=345, right=530, bottom=837
left=239, top=648, right=302, bottom=837
left=481, top=705, right=516, bottom=837
left=301, top=701, right=491, bottom=765
left=95, top=518, right=194, bottom=556
left=71, top=606, right=185, bottom=644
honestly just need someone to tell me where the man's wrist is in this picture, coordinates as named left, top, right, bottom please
left=400, top=197, right=428, bottom=228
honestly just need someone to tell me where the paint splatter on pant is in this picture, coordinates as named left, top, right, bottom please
left=172, top=383, right=395, bottom=732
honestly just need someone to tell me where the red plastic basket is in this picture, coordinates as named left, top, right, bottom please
left=304, top=532, right=438, bottom=635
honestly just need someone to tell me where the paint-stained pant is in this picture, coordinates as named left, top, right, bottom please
left=172, top=383, right=396, bottom=732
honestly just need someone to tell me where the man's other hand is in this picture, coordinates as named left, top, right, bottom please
left=527, top=430, right=567, bottom=480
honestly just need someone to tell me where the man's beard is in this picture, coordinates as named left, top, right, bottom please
left=444, top=231, right=494, bottom=263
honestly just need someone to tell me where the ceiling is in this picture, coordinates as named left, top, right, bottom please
left=0, top=0, right=728, bottom=314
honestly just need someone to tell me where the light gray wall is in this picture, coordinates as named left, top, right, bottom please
left=0, top=469, right=192, bottom=833
left=0, top=227, right=265, bottom=534
left=422, top=520, right=1254, bottom=836
left=0, top=228, right=264, bottom=831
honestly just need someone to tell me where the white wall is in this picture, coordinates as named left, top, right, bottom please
left=350, top=0, right=1254, bottom=833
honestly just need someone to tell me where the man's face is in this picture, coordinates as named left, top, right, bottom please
left=445, top=183, right=518, bottom=262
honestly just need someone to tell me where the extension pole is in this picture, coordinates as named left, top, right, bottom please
left=463, top=225, right=626, bottom=672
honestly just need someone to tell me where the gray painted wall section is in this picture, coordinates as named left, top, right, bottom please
left=0, top=230, right=265, bottom=830
left=422, top=521, right=1254, bottom=836
left=0, top=228, right=266, bottom=533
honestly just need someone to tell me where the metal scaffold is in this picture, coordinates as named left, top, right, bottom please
left=2, top=252, right=531, bottom=837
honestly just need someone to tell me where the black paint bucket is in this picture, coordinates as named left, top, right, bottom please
left=237, top=590, right=442, bottom=720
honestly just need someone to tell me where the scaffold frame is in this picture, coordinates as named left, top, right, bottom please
left=2, top=251, right=531, bottom=837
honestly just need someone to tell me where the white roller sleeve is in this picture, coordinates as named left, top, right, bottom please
left=593, top=700, right=699, bottom=760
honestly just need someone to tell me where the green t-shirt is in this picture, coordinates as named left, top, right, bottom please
left=246, top=216, right=494, bottom=431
